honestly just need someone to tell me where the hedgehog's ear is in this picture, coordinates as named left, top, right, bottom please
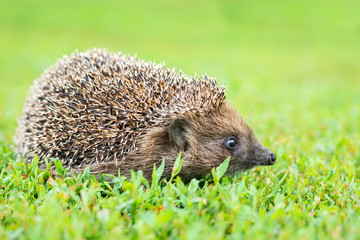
left=169, top=119, right=188, bottom=152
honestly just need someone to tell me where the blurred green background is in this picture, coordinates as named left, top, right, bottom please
left=0, top=0, right=359, bottom=160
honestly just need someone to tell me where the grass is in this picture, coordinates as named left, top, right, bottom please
left=1, top=0, right=360, bottom=239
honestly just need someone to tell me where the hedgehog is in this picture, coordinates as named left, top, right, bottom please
left=15, top=49, right=276, bottom=183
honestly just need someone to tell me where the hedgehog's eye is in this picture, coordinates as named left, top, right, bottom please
left=225, top=137, right=238, bottom=150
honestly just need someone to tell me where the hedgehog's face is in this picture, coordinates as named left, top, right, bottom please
left=169, top=102, right=276, bottom=178
left=220, top=133, right=276, bottom=173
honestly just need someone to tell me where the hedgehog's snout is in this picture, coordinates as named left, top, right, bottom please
left=260, top=149, right=276, bottom=166
left=267, top=152, right=276, bottom=165
left=251, top=142, right=276, bottom=167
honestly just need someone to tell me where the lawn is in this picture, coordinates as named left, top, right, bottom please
left=0, top=0, right=360, bottom=239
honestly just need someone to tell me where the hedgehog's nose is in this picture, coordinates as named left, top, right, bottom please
left=267, top=152, right=276, bottom=165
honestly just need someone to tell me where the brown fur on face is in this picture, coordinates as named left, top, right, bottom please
left=97, top=102, right=275, bottom=183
